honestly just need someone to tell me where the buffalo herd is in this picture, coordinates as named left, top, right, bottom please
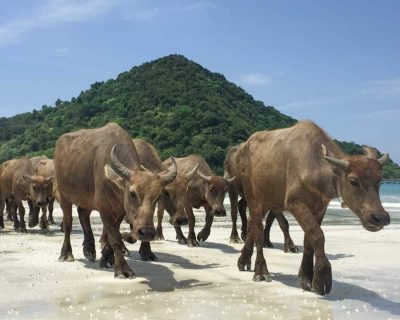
left=0, top=121, right=390, bottom=295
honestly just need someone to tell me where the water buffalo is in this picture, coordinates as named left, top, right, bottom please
left=235, top=121, right=390, bottom=295
left=28, top=156, right=57, bottom=230
left=54, top=123, right=177, bottom=278
left=161, top=154, right=235, bottom=247
left=224, top=145, right=299, bottom=253
left=0, top=158, right=53, bottom=232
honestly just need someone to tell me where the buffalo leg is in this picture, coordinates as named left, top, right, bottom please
left=16, top=201, right=27, bottom=233
left=78, top=207, right=96, bottom=261
left=174, top=225, right=188, bottom=244
left=238, top=198, right=248, bottom=240
left=139, top=241, right=158, bottom=261
left=274, top=211, right=299, bottom=253
left=28, top=199, right=39, bottom=228
left=155, top=200, right=165, bottom=240
left=100, top=211, right=135, bottom=278
left=229, top=187, right=241, bottom=243
left=99, top=229, right=114, bottom=268
left=0, top=197, right=4, bottom=228
left=185, top=203, right=198, bottom=247
left=237, top=214, right=254, bottom=271
left=39, top=206, right=49, bottom=231
left=197, top=204, right=214, bottom=242
left=293, top=203, right=331, bottom=295
left=9, top=201, right=19, bottom=231
left=6, top=199, right=12, bottom=221
left=58, top=199, right=74, bottom=262
left=253, top=216, right=271, bottom=282
left=47, top=198, right=55, bottom=225
left=263, top=211, right=275, bottom=248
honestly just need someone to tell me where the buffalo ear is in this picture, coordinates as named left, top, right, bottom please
left=22, top=174, right=33, bottom=184
left=104, top=164, right=125, bottom=190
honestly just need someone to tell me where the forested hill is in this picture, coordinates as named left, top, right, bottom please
left=0, top=54, right=399, bottom=177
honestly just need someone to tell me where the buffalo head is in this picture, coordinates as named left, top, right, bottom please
left=322, top=144, right=390, bottom=232
left=161, top=164, right=199, bottom=226
left=196, top=171, right=236, bottom=216
left=22, top=174, right=53, bottom=208
left=105, top=145, right=177, bottom=241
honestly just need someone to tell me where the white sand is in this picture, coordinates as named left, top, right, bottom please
left=0, top=206, right=399, bottom=320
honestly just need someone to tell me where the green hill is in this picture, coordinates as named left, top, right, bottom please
left=0, top=54, right=398, bottom=178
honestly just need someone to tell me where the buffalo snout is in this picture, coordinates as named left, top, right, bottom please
left=138, top=227, right=156, bottom=241
left=364, top=211, right=390, bottom=231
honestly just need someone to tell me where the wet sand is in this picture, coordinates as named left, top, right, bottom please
left=0, top=207, right=399, bottom=320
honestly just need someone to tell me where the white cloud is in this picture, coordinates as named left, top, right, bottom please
left=238, top=73, right=273, bottom=86
left=0, top=0, right=117, bottom=46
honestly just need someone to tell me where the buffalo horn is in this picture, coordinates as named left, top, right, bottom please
left=185, top=163, right=199, bottom=180
left=159, top=157, right=177, bottom=184
left=197, top=170, right=212, bottom=182
left=324, top=156, right=350, bottom=171
left=110, top=145, right=133, bottom=181
left=378, top=153, right=389, bottom=166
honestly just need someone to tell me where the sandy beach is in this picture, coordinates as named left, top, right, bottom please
left=0, top=205, right=399, bottom=320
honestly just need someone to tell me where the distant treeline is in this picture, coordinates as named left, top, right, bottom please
left=0, top=54, right=399, bottom=178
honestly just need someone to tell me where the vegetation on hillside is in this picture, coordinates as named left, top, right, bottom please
left=0, top=54, right=398, bottom=178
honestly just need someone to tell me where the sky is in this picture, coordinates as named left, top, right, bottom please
left=0, top=0, right=399, bottom=162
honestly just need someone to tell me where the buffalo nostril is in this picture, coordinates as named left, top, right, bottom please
left=176, top=217, right=188, bottom=226
left=371, top=214, right=380, bottom=223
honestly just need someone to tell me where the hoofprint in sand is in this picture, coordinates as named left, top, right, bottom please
left=0, top=205, right=399, bottom=320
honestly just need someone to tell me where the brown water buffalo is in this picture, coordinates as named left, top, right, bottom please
left=224, top=145, right=299, bottom=253
left=28, top=156, right=56, bottom=230
left=235, top=121, right=390, bottom=295
left=0, top=158, right=53, bottom=232
left=133, top=139, right=196, bottom=233
left=162, top=154, right=235, bottom=247
left=54, top=123, right=177, bottom=278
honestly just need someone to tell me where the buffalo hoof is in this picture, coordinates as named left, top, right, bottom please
left=99, top=247, right=114, bottom=268
left=300, top=277, right=313, bottom=292
left=47, top=217, right=55, bottom=225
left=237, top=256, right=251, bottom=271
left=121, top=232, right=137, bottom=244
left=284, top=242, right=299, bottom=253
left=19, top=223, right=27, bottom=233
left=7, top=213, right=13, bottom=221
left=253, top=273, right=272, bottom=282
left=155, top=232, right=165, bottom=241
left=241, top=231, right=247, bottom=241
left=40, top=228, right=51, bottom=234
left=0, top=216, right=4, bottom=229
left=114, top=263, right=135, bottom=279
left=263, top=240, right=274, bottom=248
left=197, top=229, right=210, bottom=242
left=13, top=222, right=20, bottom=232
left=28, top=217, right=38, bottom=228
left=122, top=243, right=130, bottom=257
left=230, top=233, right=242, bottom=244
left=83, top=243, right=96, bottom=262
left=177, top=236, right=188, bottom=245
left=187, top=237, right=199, bottom=247
left=40, top=220, right=49, bottom=231
left=140, top=251, right=158, bottom=262
left=312, top=260, right=332, bottom=295
left=58, top=253, right=75, bottom=262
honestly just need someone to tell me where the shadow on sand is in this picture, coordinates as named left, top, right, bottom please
left=273, top=272, right=400, bottom=316
left=77, top=250, right=217, bottom=292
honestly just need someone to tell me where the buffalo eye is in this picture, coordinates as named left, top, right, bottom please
left=349, top=177, right=359, bottom=187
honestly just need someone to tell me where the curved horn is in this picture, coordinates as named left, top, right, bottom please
left=159, top=157, right=177, bottom=184
left=223, top=171, right=236, bottom=183
left=197, top=170, right=212, bottom=182
left=110, top=145, right=133, bottom=181
left=140, top=164, right=152, bottom=172
left=378, top=153, right=389, bottom=166
left=324, top=156, right=350, bottom=171
left=362, top=145, right=378, bottom=159
left=185, top=163, right=199, bottom=180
